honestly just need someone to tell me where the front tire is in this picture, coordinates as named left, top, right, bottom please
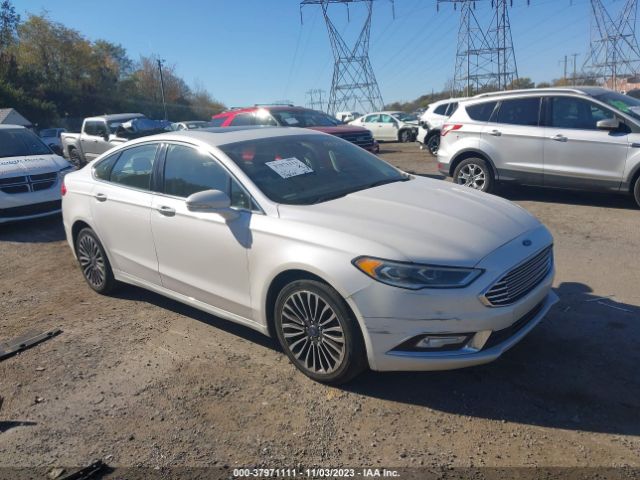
left=634, top=175, right=640, bottom=208
left=75, top=228, right=117, bottom=294
left=274, top=280, right=366, bottom=384
left=69, top=148, right=84, bottom=168
left=453, top=157, right=494, bottom=193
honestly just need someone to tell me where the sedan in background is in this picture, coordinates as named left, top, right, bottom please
left=171, top=121, right=213, bottom=131
left=1, top=125, right=74, bottom=223
left=350, top=111, right=418, bottom=142
left=62, top=127, right=557, bottom=383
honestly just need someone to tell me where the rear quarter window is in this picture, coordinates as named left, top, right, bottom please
left=465, top=102, right=498, bottom=122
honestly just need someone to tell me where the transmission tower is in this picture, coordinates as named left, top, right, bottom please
left=584, top=0, right=640, bottom=88
left=306, top=89, right=327, bottom=111
left=301, top=0, right=393, bottom=115
left=438, top=0, right=525, bottom=95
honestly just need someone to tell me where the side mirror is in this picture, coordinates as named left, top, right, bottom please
left=597, top=117, right=620, bottom=131
left=186, top=189, right=238, bottom=220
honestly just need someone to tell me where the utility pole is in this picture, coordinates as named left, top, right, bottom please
left=300, top=0, right=393, bottom=115
left=560, top=55, right=568, bottom=80
left=585, top=0, right=640, bottom=88
left=571, top=53, right=579, bottom=84
left=157, top=58, right=168, bottom=121
left=437, top=0, right=526, bottom=94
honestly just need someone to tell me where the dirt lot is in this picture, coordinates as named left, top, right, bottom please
left=1, top=143, right=639, bottom=477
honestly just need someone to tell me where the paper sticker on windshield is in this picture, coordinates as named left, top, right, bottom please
left=266, top=157, right=313, bottom=178
left=283, top=117, right=299, bottom=125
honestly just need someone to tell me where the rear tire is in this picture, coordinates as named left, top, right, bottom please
left=398, top=129, right=411, bottom=143
left=633, top=175, right=640, bottom=208
left=453, top=157, right=495, bottom=193
left=274, top=280, right=367, bottom=384
left=75, top=228, right=117, bottom=295
left=425, top=132, right=440, bottom=156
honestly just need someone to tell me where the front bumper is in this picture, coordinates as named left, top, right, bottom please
left=0, top=176, right=63, bottom=224
left=347, top=227, right=557, bottom=371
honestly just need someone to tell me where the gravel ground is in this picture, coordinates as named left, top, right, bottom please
left=0, top=143, right=639, bottom=478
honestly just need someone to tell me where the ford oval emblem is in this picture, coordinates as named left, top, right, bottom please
left=522, top=239, right=532, bottom=247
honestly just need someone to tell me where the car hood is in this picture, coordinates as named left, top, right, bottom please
left=277, top=177, right=541, bottom=267
left=0, top=154, right=70, bottom=178
left=307, top=125, right=371, bottom=135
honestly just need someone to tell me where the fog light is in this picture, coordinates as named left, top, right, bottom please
left=415, top=335, right=469, bottom=349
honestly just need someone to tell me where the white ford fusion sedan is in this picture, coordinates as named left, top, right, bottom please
left=62, top=126, right=558, bottom=384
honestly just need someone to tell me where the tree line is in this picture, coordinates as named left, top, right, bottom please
left=0, top=1, right=225, bottom=130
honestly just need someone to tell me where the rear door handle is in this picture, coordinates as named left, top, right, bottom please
left=489, top=129, right=502, bottom=136
left=94, top=193, right=107, bottom=202
left=156, top=205, right=176, bottom=217
left=551, top=134, right=568, bottom=142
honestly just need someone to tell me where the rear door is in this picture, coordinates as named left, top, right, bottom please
left=542, top=95, right=628, bottom=191
left=361, top=114, right=381, bottom=139
left=90, top=142, right=162, bottom=285
left=378, top=114, right=398, bottom=141
left=480, top=96, right=544, bottom=185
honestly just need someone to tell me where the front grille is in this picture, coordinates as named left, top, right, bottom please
left=335, top=131, right=374, bottom=149
left=0, top=171, right=58, bottom=194
left=482, top=301, right=545, bottom=350
left=0, top=200, right=61, bottom=218
left=483, top=246, right=553, bottom=306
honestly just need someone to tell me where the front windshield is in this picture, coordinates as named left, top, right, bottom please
left=593, top=91, right=640, bottom=121
left=393, top=112, right=418, bottom=122
left=0, top=129, right=51, bottom=158
left=270, top=109, right=341, bottom=128
left=219, top=134, right=408, bottom=205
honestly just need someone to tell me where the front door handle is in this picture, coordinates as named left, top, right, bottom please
left=94, top=193, right=107, bottom=202
left=489, top=129, right=502, bottom=136
left=156, top=205, right=176, bottom=217
left=631, top=142, right=640, bottom=148
left=551, top=134, right=568, bottom=142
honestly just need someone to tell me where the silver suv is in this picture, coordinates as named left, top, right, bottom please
left=437, top=87, right=640, bottom=207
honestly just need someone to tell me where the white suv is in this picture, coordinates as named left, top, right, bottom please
left=418, top=98, right=466, bottom=155
left=438, top=87, right=640, bottom=207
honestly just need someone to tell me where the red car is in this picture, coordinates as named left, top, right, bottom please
left=212, top=106, right=379, bottom=153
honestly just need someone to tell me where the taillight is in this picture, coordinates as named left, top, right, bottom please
left=61, top=179, right=67, bottom=196
left=441, top=124, right=463, bottom=136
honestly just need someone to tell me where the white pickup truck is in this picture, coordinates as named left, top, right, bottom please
left=61, top=113, right=170, bottom=166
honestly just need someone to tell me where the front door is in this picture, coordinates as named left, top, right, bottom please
left=90, top=143, right=162, bottom=285
left=543, top=95, right=629, bottom=191
left=150, top=143, right=254, bottom=319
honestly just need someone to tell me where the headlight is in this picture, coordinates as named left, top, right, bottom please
left=352, top=256, right=483, bottom=290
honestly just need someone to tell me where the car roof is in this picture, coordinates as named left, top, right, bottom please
left=471, top=87, right=610, bottom=100
left=120, top=126, right=327, bottom=148
left=0, top=124, right=25, bottom=130
left=85, top=113, right=145, bottom=122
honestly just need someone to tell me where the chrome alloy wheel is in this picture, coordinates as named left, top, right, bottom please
left=457, top=163, right=486, bottom=190
left=77, top=234, right=106, bottom=289
left=280, top=290, right=346, bottom=374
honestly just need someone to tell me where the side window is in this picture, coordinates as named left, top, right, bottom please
left=380, top=114, right=394, bottom=123
left=495, top=98, right=540, bottom=126
left=210, top=117, right=225, bottom=127
left=84, top=121, right=98, bottom=136
left=434, top=104, right=448, bottom=115
left=466, top=101, right=497, bottom=122
left=364, top=114, right=380, bottom=123
left=549, top=96, right=615, bottom=130
left=94, top=152, right=120, bottom=180
left=230, top=178, right=254, bottom=210
left=95, top=122, right=107, bottom=137
left=109, top=144, right=158, bottom=190
left=164, top=144, right=230, bottom=197
left=446, top=102, right=459, bottom=116
left=230, top=113, right=255, bottom=126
